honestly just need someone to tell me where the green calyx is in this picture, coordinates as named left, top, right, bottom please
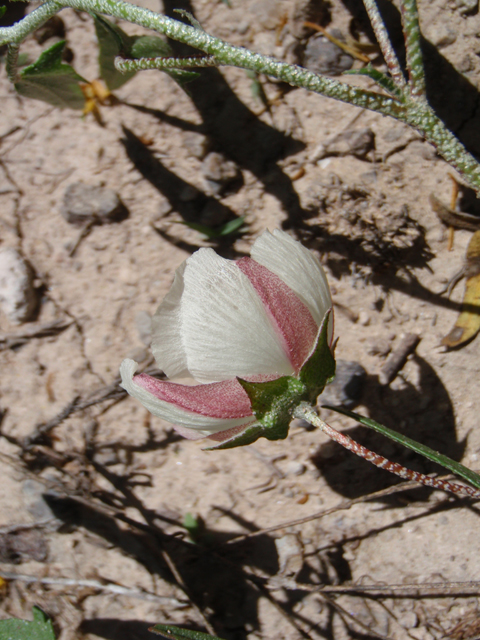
left=205, top=310, right=336, bottom=450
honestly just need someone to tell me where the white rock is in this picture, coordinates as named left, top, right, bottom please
left=0, top=248, right=36, bottom=324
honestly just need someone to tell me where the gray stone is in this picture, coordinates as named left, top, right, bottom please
left=22, top=479, right=57, bottom=521
left=0, top=248, right=37, bottom=324
left=61, top=182, right=127, bottom=226
left=317, top=359, right=366, bottom=409
left=303, top=33, right=353, bottom=76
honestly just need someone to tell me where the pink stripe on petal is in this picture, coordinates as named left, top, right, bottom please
left=236, top=257, right=319, bottom=373
left=133, top=374, right=253, bottom=419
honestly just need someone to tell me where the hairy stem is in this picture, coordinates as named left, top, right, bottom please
left=362, top=0, right=406, bottom=89
left=295, top=403, right=480, bottom=500
left=401, top=0, right=426, bottom=97
left=115, top=54, right=218, bottom=73
left=1, top=0, right=480, bottom=193
left=6, top=44, right=20, bottom=83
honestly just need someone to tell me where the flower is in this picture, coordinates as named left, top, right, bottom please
left=120, top=229, right=332, bottom=443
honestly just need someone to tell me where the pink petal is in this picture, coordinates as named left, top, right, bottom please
left=236, top=257, right=319, bottom=373
left=133, top=374, right=253, bottom=419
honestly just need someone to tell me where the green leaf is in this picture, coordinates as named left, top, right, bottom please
left=0, top=6, right=6, bottom=19
left=299, top=310, right=336, bottom=401
left=15, top=41, right=86, bottom=109
left=0, top=606, right=56, bottom=640
left=150, top=624, right=225, bottom=640
left=343, top=65, right=404, bottom=99
left=93, top=14, right=135, bottom=90
left=179, top=216, right=246, bottom=239
left=324, top=406, right=480, bottom=491
left=129, top=35, right=171, bottom=59
left=183, top=512, right=200, bottom=542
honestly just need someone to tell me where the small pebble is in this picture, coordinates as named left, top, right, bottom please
left=275, top=534, right=303, bottom=577
left=366, top=336, right=392, bottom=357
left=317, top=359, right=366, bottom=409
left=285, top=460, right=307, bottom=476
left=22, top=479, right=57, bottom=521
left=179, top=184, right=200, bottom=202
left=183, top=132, right=210, bottom=159
left=428, top=24, right=456, bottom=48
left=201, top=152, right=242, bottom=196
left=61, top=182, right=128, bottom=226
left=399, top=611, right=418, bottom=630
left=455, top=0, right=477, bottom=14
left=0, top=248, right=37, bottom=324
left=357, top=310, right=371, bottom=326
left=315, top=128, right=375, bottom=161
left=303, top=33, right=353, bottom=76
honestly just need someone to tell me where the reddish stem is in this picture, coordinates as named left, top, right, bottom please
left=296, top=406, right=480, bottom=500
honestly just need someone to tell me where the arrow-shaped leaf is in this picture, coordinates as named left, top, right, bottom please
left=15, top=41, right=87, bottom=109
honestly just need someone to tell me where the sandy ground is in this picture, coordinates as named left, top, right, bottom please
left=1, top=0, right=480, bottom=638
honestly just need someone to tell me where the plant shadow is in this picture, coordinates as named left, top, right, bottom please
left=312, top=354, right=465, bottom=500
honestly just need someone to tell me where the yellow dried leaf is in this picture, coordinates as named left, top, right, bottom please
left=441, top=230, right=480, bottom=348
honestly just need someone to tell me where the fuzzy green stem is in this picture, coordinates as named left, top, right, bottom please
left=362, top=0, right=406, bottom=89
left=295, top=403, right=480, bottom=499
left=115, top=54, right=218, bottom=73
left=2, top=0, right=480, bottom=193
left=6, top=44, right=20, bottom=83
left=401, top=0, right=426, bottom=97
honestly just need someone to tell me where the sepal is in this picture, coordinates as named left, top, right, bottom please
left=206, top=375, right=307, bottom=450
left=299, top=309, right=336, bottom=402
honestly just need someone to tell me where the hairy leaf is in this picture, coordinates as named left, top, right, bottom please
left=15, top=41, right=86, bottom=109
left=0, top=607, right=56, bottom=640
left=93, top=14, right=135, bottom=90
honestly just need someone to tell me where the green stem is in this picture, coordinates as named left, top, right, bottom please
left=1, top=0, right=480, bottom=193
left=362, top=0, right=406, bottom=89
left=323, top=405, right=480, bottom=492
left=401, top=0, right=426, bottom=97
left=6, top=44, right=20, bottom=83
left=115, top=54, right=219, bottom=73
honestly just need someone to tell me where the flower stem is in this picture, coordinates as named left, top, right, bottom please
left=294, top=403, right=480, bottom=500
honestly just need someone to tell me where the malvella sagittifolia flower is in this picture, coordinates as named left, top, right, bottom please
left=120, top=229, right=335, bottom=448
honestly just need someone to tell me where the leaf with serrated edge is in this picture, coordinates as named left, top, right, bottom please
left=0, top=606, right=56, bottom=640
left=150, top=624, right=225, bottom=640
left=15, top=41, right=86, bottom=109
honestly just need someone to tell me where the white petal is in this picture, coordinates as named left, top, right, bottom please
left=152, top=248, right=294, bottom=382
left=120, top=359, right=254, bottom=436
left=251, top=230, right=332, bottom=327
